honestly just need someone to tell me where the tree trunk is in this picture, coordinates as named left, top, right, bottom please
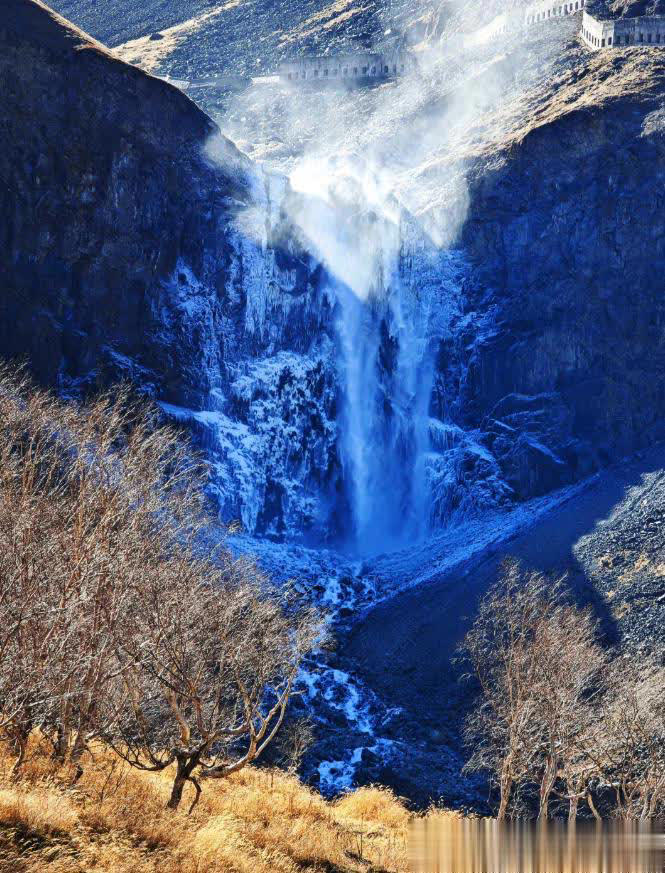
left=187, top=775, right=202, bottom=814
left=167, top=754, right=201, bottom=811
left=586, top=790, right=601, bottom=821
left=71, top=731, right=88, bottom=764
left=497, top=772, right=512, bottom=820
left=10, top=730, right=29, bottom=779
left=166, top=774, right=187, bottom=809
left=54, top=722, right=71, bottom=762
left=568, top=794, right=579, bottom=821
left=54, top=696, right=72, bottom=762
left=538, top=757, right=557, bottom=820
left=167, top=767, right=187, bottom=810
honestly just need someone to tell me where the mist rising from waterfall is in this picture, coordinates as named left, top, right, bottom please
left=199, top=0, right=571, bottom=546
left=289, top=155, right=441, bottom=552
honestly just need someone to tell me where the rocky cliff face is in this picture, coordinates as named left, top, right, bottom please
left=1, top=0, right=238, bottom=401
left=0, top=0, right=348, bottom=540
left=455, top=49, right=665, bottom=499
left=5, top=0, right=665, bottom=553
left=0, top=0, right=471, bottom=547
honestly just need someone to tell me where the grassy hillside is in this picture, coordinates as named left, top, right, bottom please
left=0, top=738, right=458, bottom=872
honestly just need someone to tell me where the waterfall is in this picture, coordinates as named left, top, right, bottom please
left=188, top=152, right=471, bottom=547
left=333, top=268, right=437, bottom=552
left=333, top=278, right=383, bottom=548
left=286, top=154, right=460, bottom=551
left=311, top=169, right=438, bottom=552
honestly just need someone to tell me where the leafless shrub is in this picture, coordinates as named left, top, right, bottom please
left=268, top=717, right=316, bottom=775
left=0, top=367, right=322, bottom=809
left=582, top=659, right=665, bottom=820
left=462, top=560, right=665, bottom=820
left=461, top=560, right=605, bottom=820
left=105, top=571, right=320, bottom=811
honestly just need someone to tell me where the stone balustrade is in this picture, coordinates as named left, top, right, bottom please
left=524, top=0, right=587, bottom=26
left=277, top=48, right=413, bottom=84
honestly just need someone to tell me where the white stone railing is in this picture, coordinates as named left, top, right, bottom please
left=524, top=0, right=587, bottom=26
left=462, top=0, right=585, bottom=49
left=480, top=0, right=665, bottom=53
left=277, top=52, right=413, bottom=83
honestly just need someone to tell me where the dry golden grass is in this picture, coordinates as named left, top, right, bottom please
left=0, top=738, right=420, bottom=873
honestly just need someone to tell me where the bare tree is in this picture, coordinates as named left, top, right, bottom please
left=0, top=372, right=189, bottom=769
left=0, top=371, right=87, bottom=771
left=269, top=717, right=315, bottom=775
left=461, top=561, right=550, bottom=819
left=583, top=659, right=665, bottom=820
left=0, top=368, right=322, bottom=801
left=461, top=560, right=605, bottom=820
left=528, top=600, right=605, bottom=819
left=106, top=570, right=320, bottom=811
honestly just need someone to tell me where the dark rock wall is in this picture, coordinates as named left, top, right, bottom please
left=455, top=102, right=665, bottom=497
left=0, top=1, right=344, bottom=540
left=1, top=0, right=238, bottom=401
left=0, top=1, right=328, bottom=401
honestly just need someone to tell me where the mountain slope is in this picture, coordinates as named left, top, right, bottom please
left=49, top=0, right=436, bottom=80
left=41, top=0, right=224, bottom=46
left=346, top=445, right=665, bottom=803
left=0, top=0, right=238, bottom=393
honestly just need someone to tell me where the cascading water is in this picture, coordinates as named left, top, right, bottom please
left=172, top=152, right=493, bottom=549
left=331, top=268, right=436, bottom=551
left=333, top=277, right=383, bottom=547
left=291, top=156, right=444, bottom=552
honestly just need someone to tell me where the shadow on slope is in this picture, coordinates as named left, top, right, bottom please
left=343, top=443, right=665, bottom=806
